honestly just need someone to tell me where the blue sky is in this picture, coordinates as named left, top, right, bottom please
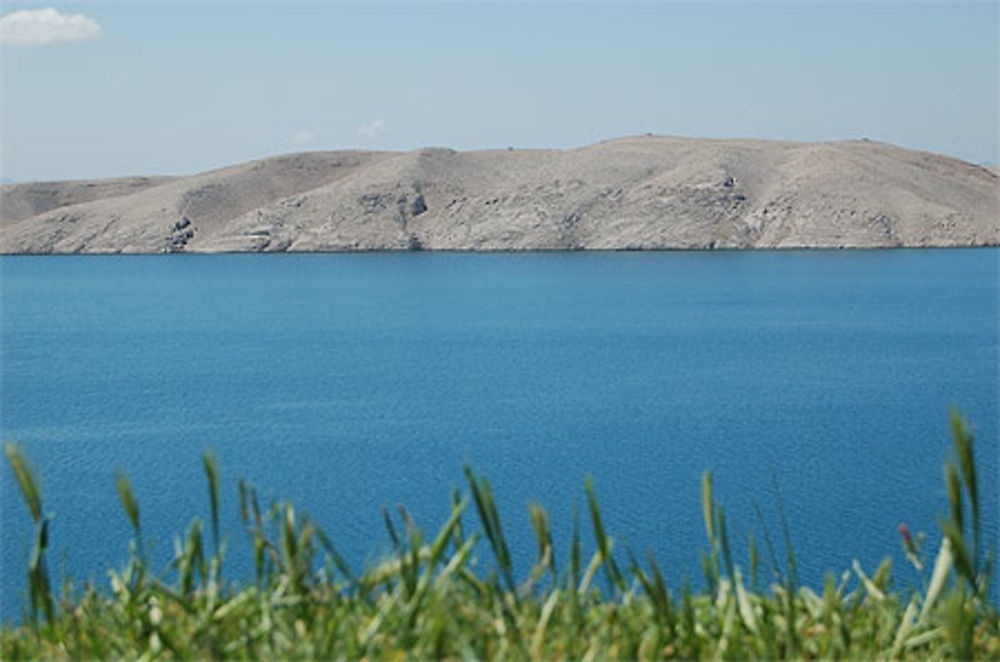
left=1, top=1, right=997, bottom=181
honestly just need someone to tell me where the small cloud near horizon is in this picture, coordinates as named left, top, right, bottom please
left=0, top=8, right=101, bottom=47
left=293, top=128, right=317, bottom=145
left=358, top=119, right=387, bottom=139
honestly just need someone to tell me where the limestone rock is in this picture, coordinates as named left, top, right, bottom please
left=2, top=136, right=996, bottom=253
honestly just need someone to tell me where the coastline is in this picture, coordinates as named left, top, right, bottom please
left=2, top=245, right=998, bottom=258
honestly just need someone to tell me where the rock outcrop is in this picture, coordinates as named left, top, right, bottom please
left=2, top=136, right=996, bottom=253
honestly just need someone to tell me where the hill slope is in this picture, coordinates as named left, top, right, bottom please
left=2, top=136, right=996, bottom=253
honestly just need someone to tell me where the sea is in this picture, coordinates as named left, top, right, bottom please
left=1, top=249, right=997, bottom=618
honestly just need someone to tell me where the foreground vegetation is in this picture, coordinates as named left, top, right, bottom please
left=2, top=413, right=997, bottom=660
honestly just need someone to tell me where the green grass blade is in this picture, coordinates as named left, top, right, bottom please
left=5, top=443, right=42, bottom=523
left=203, top=451, right=220, bottom=555
left=115, top=470, right=141, bottom=535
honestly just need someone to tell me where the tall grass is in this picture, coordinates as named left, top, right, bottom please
left=2, top=412, right=997, bottom=659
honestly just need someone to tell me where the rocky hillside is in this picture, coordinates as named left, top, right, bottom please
left=2, top=136, right=996, bottom=253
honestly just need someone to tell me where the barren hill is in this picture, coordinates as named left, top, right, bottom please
left=2, top=136, right=996, bottom=253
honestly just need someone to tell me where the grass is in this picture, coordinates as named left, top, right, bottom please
left=2, top=411, right=997, bottom=660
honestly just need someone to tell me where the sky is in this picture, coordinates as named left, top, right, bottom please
left=1, top=1, right=997, bottom=182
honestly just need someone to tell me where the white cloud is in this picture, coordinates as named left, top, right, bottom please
left=358, top=118, right=387, bottom=138
left=0, top=8, right=101, bottom=47
left=293, top=128, right=316, bottom=145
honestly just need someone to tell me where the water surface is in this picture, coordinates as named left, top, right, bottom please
left=2, top=250, right=997, bottom=617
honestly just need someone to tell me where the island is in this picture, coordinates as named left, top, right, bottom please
left=1, top=135, right=996, bottom=253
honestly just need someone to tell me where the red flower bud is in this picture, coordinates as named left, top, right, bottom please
left=898, top=523, right=916, bottom=553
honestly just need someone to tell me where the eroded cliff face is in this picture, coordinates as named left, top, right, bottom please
left=2, top=136, right=997, bottom=254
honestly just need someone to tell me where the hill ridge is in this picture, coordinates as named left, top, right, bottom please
left=2, top=136, right=996, bottom=253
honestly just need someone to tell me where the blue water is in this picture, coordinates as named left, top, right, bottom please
left=1, top=250, right=997, bottom=618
